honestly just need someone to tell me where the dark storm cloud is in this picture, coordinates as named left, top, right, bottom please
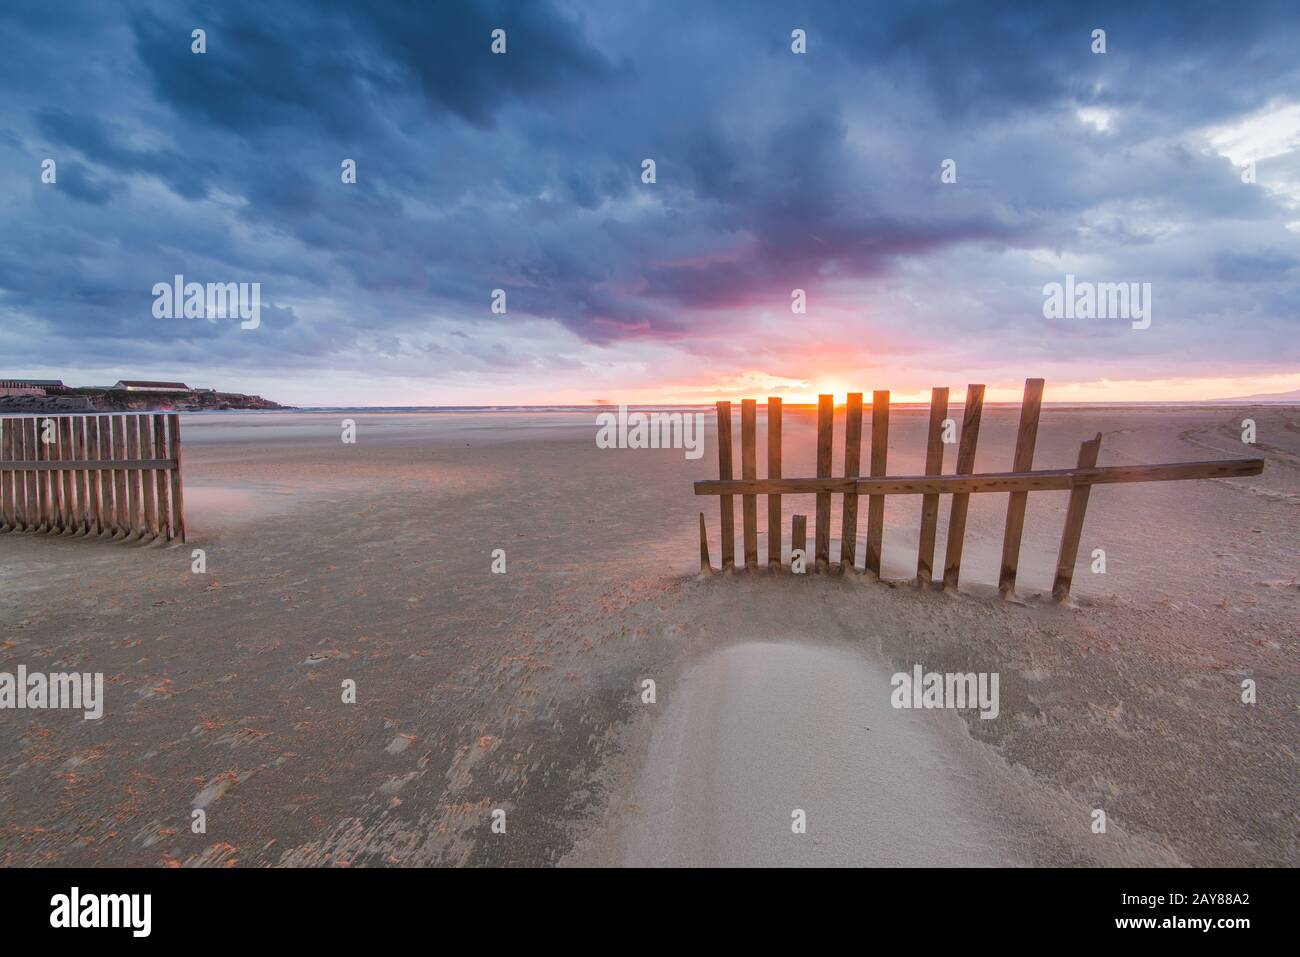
left=129, top=0, right=618, bottom=134
left=1, top=0, right=1297, bottom=384
left=35, top=109, right=214, bottom=200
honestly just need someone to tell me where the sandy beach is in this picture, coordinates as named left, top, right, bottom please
left=1, top=404, right=1296, bottom=867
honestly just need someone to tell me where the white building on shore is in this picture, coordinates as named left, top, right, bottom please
left=113, top=380, right=190, bottom=393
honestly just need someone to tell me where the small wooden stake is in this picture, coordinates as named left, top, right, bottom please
left=866, top=390, right=890, bottom=576
left=792, top=513, right=807, bottom=572
left=717, top=401, right=735, bottom=570
left=1053, top=433, right=1103, bottom=601
left=741, top=399, right=758, bottom=569
left=699, top=511, right=711, bottom=572
left=916, top=387, right=949, bottom=584
left=840, top=393, right=863, bottom=569
left=767, top=397, right=782, bottom=566
left=942, top=384, right=985, bottom=590
left=999, top=378, right=1044, bottom=596
left=814, top=395, right=833, bottom=572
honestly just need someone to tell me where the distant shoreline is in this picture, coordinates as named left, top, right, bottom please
left=2, top=399, right=1295, bottom=417
left=172, top=400, right=1300, bottom=413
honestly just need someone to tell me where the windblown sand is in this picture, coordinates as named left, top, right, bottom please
left=0, top=405, right=1295, bottom=866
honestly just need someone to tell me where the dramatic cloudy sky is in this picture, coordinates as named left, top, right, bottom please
left=2, top=0, right=1298, bottom=405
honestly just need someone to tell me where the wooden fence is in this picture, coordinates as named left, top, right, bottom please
left=695, top=378, right=1263, bottom=600
left=0, top=413, right=186, bottom=542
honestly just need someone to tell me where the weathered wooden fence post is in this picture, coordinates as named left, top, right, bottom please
left=767, top=397, right=783, bottom=567
left=112, top=415, right=128, bottom=536
left=39, top=417, right=53, bottom=532
left=866, top=390, right=890, bottom=577
left=840, top=393, right=863, bottom=570
left=814, top=395, right=833, bottom=572
left=999, top=378, right=1044, bottom=596
left=1053, top=433, right=1103, bottom=601
left=716, top=401, right=735, bottom=570
left=73, top=417, right=89, bottom=534
left=168, top=414, right=186, bottom=543
left=942, top=384, right=985, bottom=590
left=128, top=415, right=144, bottom=539
left=916, top=386, right=949, bottom=584
left=101, top=416, right=117, bottom=535
left=0, top=419, right=12, bottom=531
left=154, top=414, right=172, bottom=540
left=50, top=417, right=64, bottom=531
left=741, top=399, right=759, bottom=569
left=88, top=417, right=103, bottom=535
left=139, top=416, right=158, bottom=538
left=26, top=418, right=40, bottom=530
left=59, top=417, right=74, bottom=534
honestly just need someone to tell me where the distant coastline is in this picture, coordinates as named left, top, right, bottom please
left=0, top=387, right=290, bottom=414
left=3, top=397, right=1296, bottom=416
left=193, top=400, right=1300, bottom=414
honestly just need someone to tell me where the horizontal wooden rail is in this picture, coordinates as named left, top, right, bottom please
left=694, top=458, right=1264, bottom=496
left=0, top=459, right=177, bottom=471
